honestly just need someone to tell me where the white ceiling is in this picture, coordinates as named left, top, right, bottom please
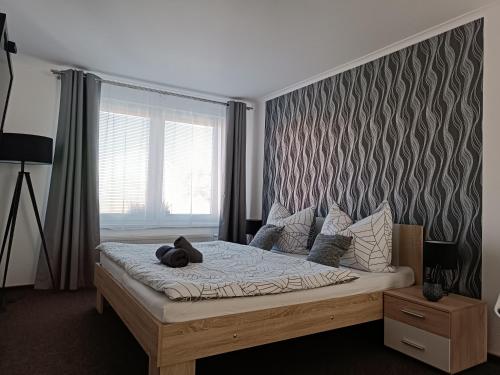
left=0, top=0, right=495, bottom=100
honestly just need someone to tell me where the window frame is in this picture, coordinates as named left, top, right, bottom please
left=98, top=100, right=222, bottom=230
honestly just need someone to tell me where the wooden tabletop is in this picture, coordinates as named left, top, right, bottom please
left=384, top=286, right=486, bottom=313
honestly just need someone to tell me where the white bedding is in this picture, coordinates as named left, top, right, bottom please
left=98, top=241, right=358, bottom=301
left=100, top=251, right=414, bottom=323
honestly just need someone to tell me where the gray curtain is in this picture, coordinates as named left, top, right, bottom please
left=35, top=70, right=101, bottom=290
left=218, top=101, right=247, bottom=244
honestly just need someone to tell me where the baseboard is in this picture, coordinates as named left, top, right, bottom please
left=2, top=284, right=34, bottom=290
left=488, top=353, right=500, bottom=362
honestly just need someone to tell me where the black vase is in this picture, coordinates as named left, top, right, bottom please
left=423, top=282, right=444, bottom=302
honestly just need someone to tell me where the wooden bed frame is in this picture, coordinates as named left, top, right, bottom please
left=94, top=224, right=423, bottom=375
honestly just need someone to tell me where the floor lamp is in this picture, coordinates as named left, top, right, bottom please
left=0, top=132, right=56, bottom=310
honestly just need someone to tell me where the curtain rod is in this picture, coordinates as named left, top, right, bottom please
left=50, top=69, right=253, bottom=110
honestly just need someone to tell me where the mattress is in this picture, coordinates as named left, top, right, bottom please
left=100, top=252, right=414, bottom=323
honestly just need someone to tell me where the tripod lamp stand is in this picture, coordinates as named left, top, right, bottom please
left=0, top=132, right=56, bottom=308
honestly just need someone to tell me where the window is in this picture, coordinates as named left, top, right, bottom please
left=98, top=83, right=226, bottom=230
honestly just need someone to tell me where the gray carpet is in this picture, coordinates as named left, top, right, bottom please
left=0, top=287, right=498, bottom=375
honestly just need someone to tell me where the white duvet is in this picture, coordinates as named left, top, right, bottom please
left=97, top=241, right=359, bottom=301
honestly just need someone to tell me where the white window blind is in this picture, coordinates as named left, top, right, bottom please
left=99, top=111, right=149, bottom=217
left=98, top=83, right=226, bottom=231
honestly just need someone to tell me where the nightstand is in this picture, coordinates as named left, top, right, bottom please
left=384, top=286, right=487, bottom=373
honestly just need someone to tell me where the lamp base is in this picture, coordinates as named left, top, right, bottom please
left=0, top=162, right=56, bottom=312
left=423, top=282, right=444, bottom=302
left=0, top=292, right=6, bottom=312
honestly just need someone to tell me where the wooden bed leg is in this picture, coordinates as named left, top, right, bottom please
left=148, top=355, right=159, bottom=375
left=96, top=289, right=104, bottom=314
left=150, top=361, right=195, bottom=375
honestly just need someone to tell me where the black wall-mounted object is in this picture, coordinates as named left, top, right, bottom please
left=0, top=12, right=15, bottom=135
left=6, top=40, right=17, bottom=54
left=0, top=133, right=56, bottom=310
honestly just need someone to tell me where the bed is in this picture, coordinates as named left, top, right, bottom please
left=94, top=224, right=423, bottom=375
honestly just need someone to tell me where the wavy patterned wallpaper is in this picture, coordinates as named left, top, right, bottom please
left=263, top=19, right=483, bottom=297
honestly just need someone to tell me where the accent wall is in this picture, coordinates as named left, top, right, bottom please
left=263, top=19, right=483, bottom=297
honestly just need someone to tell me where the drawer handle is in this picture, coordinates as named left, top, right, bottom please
left=401, top=338, right=426, bottom=351
left=400, top=308, right=425, bottom=319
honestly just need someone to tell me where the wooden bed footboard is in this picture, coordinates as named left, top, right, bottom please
left=94, top=223, right=422, bottom=375
left=95, top=264, right=382, bottom=374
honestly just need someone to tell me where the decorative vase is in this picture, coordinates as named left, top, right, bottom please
left=423, top=282, right=444, bottom=302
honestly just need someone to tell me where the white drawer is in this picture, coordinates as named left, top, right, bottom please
left=384, top=317, right=450, bottom=372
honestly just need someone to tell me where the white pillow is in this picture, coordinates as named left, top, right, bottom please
left=324, top=201, right=394, bottom=272
left=320, top=201, right=353, bottom=235
left=266, top=202, right=315, bottom=255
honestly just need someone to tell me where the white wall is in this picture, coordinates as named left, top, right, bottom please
left=482, top=2, right=500, bottom=356
left=0, top=54, right=60, bottom=286
left=245, top=99, right=265, bottom=219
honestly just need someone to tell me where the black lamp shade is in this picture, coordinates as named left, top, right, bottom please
left=246, top=219, right=262, bottom=236
left=424, top=240, right=458, bottom=270
left=0, top=132, right=53, bottom=164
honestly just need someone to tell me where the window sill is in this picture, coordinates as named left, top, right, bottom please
left=100, top=227, right=218, bottom=243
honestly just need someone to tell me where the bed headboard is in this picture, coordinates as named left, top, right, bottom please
left=392, top=224, right=424, bottom=285
left=313, top=218, right=423, bottom=284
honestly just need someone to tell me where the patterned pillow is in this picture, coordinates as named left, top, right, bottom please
left=266, top=202, right=315, bottom=255
left=337, top=201, right=394, bottom=272
left=249, top=224, right=283, bottom=250
left=321, top=201, right=353, bottom=235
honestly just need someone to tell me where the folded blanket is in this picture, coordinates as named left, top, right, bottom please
left=155, top=245, right=174, bottom=261
left=174, top=236, right=203, bottom=263
left=161, top=248, right=189, bottom=268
